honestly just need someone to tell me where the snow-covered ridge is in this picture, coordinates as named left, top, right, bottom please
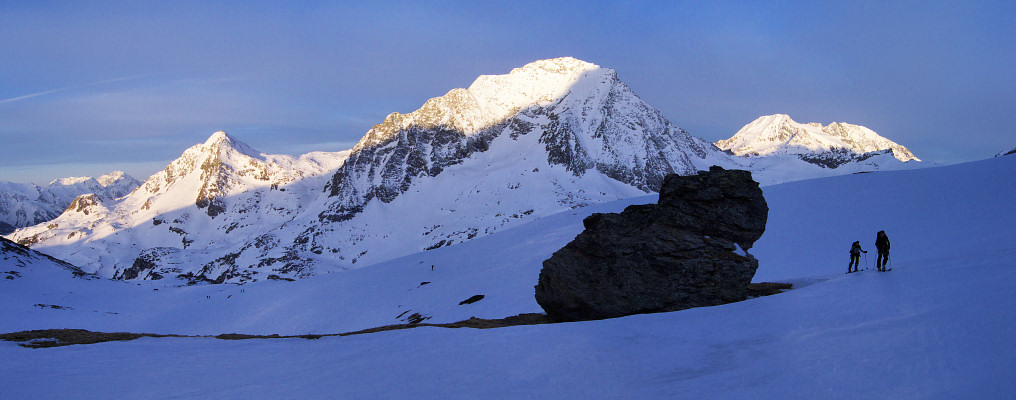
left=716, top=114, right=919, bottom=166
left=353, top=57, right=608, bottom=148
left=465, top=57, right=605, bottom=125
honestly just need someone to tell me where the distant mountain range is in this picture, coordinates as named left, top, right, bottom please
left=5, top=57, right=921, bottom=283
left=0, top=172, right=141, bottom=235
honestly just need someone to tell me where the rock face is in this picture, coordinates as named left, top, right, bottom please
left=534, top=166, right=768, bottom=322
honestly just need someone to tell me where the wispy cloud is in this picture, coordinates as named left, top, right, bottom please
left=0, top=75, right=147, bottom=105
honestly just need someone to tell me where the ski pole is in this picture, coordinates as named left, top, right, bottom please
left=864, top=252, right=868, bottom=270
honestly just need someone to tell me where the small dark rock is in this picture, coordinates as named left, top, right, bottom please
left=406, top=313, right=430, bottom=324
left=266, top=274, right=295, bottom=282
left=459, top=294, right=485, bottom=305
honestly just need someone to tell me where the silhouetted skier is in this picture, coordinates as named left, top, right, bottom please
left=875, top=230, right=891, bottom=272
left=848, top=241, right=867, bottom=273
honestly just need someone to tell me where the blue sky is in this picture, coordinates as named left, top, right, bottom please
left=1, top=0, right=1013, bottom=183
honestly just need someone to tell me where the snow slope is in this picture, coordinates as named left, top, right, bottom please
left=1, top=155, right=1014, bottom=398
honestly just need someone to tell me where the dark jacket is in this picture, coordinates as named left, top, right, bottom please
left=875, top=232, right=890, bottom=252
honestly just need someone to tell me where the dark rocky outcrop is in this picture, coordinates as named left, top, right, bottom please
left=534, top=166, right=768, bottom=322
left=115, top=248, right=174, bottom=280
left=63, top=194, right=104, bottom=215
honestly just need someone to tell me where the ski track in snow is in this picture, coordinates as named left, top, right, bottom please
left=2, top=156, right=1015, bottom=398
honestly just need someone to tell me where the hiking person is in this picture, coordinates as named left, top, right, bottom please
left=875, top=230, right=891, bottom=272
left=848, top=241, right=867, bottom=273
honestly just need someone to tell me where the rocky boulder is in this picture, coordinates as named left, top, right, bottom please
left=534, top=166, right=768, bottom=322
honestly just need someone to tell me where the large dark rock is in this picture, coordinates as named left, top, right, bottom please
left=535, top=166, right=768, bottom=322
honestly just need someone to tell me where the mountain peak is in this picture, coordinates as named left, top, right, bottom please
left=199, top=131, right=262, bottom=159
left=204, top=130, right=231, bottom=145
left=324, top=57, right=721, bottom=223
left=508, top=57, right=600, bottom=76
left=716, top=114, right=919, bottom=163
left=355, top=58, right=621, bottom=147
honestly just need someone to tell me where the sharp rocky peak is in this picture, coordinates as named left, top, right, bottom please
left=131, top=131, right=271, bottom=218
left=322, top=57, right=718, bottom=222
left=199, top=131, right=263, bottom=159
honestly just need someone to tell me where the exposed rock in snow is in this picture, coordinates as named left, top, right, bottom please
left=535, top=166, right=767, bottom=321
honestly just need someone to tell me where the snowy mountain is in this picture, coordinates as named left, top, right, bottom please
left=8, top=131, right=350, bottom=279
left=95, top=171, right=142, bottom=198
left=1, top=155, right=1013, bottom=398
left=6, top=59, right=930, bottom=285
left=0, top=172, right=141, bottom=235
left=322, top=57, right=725, bottom=212
left=8, top=58, right=739, bottom=283
left=716, top=114, right=919, bottom=168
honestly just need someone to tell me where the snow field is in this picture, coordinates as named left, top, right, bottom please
left=2, top=144, right=1014, bottom=398
left=3, top=244, right=1012, bottom=399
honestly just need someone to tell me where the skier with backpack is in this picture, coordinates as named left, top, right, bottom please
left=875, top=230, right=891, bottom=272
left=848, top=241, right=867, bottom=273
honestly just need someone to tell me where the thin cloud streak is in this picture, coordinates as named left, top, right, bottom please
left=0, top=75, right=148, bottom=104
